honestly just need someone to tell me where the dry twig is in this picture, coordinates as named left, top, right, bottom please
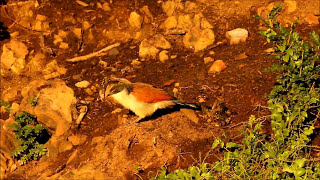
left=66, top=43, right=120, bottom=62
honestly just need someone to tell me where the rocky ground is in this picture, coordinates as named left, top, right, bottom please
left=0, top=0, right=319, bottom=179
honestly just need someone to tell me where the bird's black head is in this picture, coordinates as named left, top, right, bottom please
left=107, top=83, right=132, bottom=96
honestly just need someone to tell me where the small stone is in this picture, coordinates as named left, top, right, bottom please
left=238, top=64, right=245, bottom=68
left=226, top=28, right=248, bottom=45
left=139, top=35, right=171, bottom=58
left=199, top=98, right=206, bottom=103
left=304, top=14, right=319, bottom=25
left=82, top=21, right=90, bottom=30
left=59, top=141, right=73, bottom=153
left=129, top=12, right=143, bottom=29
left=85, top=88, right=94, bottom=95
left=91, top=86, right=97, bottom=92
left=183, top=27, right=215, bottom=52
left=109, top=48, right=119, bottom=56
left=97, top=2, right=102, bottom=8
left=59, top=42, right=69, bottom=49
left=234, top=53, right=248, bottom=60
left=159, top=50, right=169, bottom=62
left=131, top=59, right=141, bottom=66
left=177, top=14, right=193, bottom=30
left=112, top=108, right=122, bottom=114
left=102, top=2, right=111, bottom=11
left=174, top=83, right=179, bottom=87
left=284, top=0, right=297, bottom=13
left=36, top=14, right=47, bottom=21
left=173, top=88, right=178, bottom=93
left=208, top=60, right=226, bottom=73
left=76, top=0, right=89, bottom=7
left=72, top=28, right=82, bottom=39
left=75, top=80, right=90, bottom=88
left=170, top=55, right=177, bottom=59
left=180, top=109, right=199, bottom=123
left=204, top=57, right=214, bottom=64
left=209, top=51, right=215, bottom=55
left=68, top=134, right=88, bottom=146
left=58, top=30, right=67, bottom=38
left=162, top=1, right=176, bottom=16
left=163, top=16, right=177, bottom=29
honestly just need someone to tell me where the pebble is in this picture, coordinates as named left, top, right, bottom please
left=75, top=81, right=90, bottom=88
left=208, top=60, right=226, bottom=73
left=226, top=28, right=248, bottom=45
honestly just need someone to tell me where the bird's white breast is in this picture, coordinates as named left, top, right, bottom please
left=110, top=90, right=175, bottom=118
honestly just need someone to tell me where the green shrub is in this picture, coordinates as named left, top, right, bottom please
left=0, top=100, right=11, bottom=113
left=10, top=111, right=50, bottom=165
left=152, top=5, right=320, bottom=180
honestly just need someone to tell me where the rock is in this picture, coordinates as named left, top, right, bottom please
left=159, top=50, right=169, bottom=62
left=68, top=134, right=88, bottom=146
left=193, top=13, right=212, bottom=29
left=102, top=2, right=111, bottom=11
left=139, top=35, right=171, bottom=58
left=304, top=14, right=319, bottom=25
left=226, top=28, right=248, bottom=45
left=26, top=53, right=46, bottom=73
left=42, top=60, right=68, bottom=80
left=208, top=60, right=226, bottom=73
left=284, top=0, right=297, bottom=13
left=59, top=42, right=69, bottom=49
left=183, top=27, right=215, bottom=52
left=108, top=48, right=119, bottom=56
left=72, top=28, right=82, bottom=39
left=234, top=53, right=248, bottom=60
left=112, top=108, right=122, bottom=114
left=92, top=136, right=103, bottom=144
left=180, top=109, right=199, bottom=123
left=163, top=16, right=177, bottom=30
left=128, top=12, right=143, bottom=29
left=85, top=88, right=94, bottom=96
left=131, top=59, right=141, bottom=66
left=162, top=1, right=176, bottom=16
left=82, top=21, right=90, bottom=30
left=75, top=81, right=90, bottom=88
left=76, top=0, right=89, bottom=7
left=58, top=141, right=73, bottom=152
left=184, top=1, right=198, bottom=13
left=172, top=88, right=178, bottom=93
left=204, top=57, right=214, bottom=64
left=177, top=14, right=193, bottom=30
left=1, top=40, right=28, bottom=75
left=33, top=79, right=76, bottom=137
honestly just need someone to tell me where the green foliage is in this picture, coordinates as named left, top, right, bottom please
left=0, top=100, right=11, bottom=112
left=28, top=95, right=38, bottom=106
left=152, top=5, right=320, bottom=180
left=10, top=111, right=49, bottom=165
left=152, top=163, right=214, bottom=180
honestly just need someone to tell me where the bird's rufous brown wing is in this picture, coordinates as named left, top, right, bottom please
left=131, top=83, right=174, bottom=103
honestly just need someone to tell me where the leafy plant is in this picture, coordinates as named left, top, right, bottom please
left=0, top=100, right=11, bottom=112
left=10, top=111, right=50, bottom=165
left=152, top=5, right=320, bottom=180
left=28, top=95, right=38, bottom=106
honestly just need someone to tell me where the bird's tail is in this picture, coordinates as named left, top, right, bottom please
left=173, top=101, right=200, bottom=109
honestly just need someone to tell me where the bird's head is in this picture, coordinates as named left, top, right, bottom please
left=107, top=83, right=132, bottom=96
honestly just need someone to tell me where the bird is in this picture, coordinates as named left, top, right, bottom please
left=107, top=81, right=199, bottom=123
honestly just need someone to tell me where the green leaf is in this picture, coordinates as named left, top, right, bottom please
left=226, top=142, right=239, bottom=148
left=279, top=46, right=286, bottom=52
